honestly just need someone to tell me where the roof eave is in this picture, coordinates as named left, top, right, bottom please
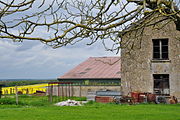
left=57, top=78, right=121, bottom=80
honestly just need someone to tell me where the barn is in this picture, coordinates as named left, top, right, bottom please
left=57, top=57, right=121, bottom=96
left=58, top=57, right=121, bottom=85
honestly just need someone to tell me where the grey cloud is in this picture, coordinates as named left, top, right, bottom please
left=0, top=39, right=118, bottom=79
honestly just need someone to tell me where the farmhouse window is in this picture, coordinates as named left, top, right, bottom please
left=153, top=74, right=170, bottom=95
left=152, top=39, right=169, bottom=60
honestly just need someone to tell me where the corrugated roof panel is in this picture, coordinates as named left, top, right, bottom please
left=58, top=57, right=121, bottom=79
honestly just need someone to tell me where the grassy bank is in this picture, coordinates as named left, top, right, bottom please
left=0, top=95, right=86, bottom=106
left=0, top=95, right=179, bottom=120
left=0, top=102, right=179, bottom=120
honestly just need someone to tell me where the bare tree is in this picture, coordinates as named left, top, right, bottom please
left=0, top=0, right=179, bottom=51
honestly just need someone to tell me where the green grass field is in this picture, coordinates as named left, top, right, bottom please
left=0, top=103, right=179, bottom=120
left=0, top=95, right=179, bottom=120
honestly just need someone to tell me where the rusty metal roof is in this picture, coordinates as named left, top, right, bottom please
left=58, top=57, right=121, bottom=79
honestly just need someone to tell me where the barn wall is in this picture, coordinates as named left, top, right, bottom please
left=47, top=85, right=121, bottom=97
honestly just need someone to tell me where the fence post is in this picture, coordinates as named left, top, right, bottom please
left=79, top=85, right=81, bottom=98
left=0, top=85, right=2, bottom=99
left=68, top=84, right=70, bottom=98
left=49, top=85, right=53, bottom=103
left=15, top=86, right=18, bottom=105
left=62, top=85, right=64, bottom=101
left=71, top=83, right=74, bottom=97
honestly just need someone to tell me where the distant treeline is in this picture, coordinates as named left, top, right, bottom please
left=0, top=79, right=58, bottom=87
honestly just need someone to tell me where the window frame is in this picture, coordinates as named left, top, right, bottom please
left=152, top=38, right=169, bottom=60
left=153, top=74, right=170, bottom=96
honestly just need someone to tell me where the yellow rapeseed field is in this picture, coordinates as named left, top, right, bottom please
left=2, top=83, right=48, bottom=94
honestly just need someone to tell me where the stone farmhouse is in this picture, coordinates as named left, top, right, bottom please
left=121, top=12, right=180, bottom=100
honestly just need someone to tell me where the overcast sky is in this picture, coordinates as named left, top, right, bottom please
left=0, top=39, right=118, bottom=79
left=0, top=0, right=130, bottom=80
left=0, top=0, right=121, bottom=79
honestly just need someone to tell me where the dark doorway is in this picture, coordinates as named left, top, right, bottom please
left=153, top=74, right=170, bottom=96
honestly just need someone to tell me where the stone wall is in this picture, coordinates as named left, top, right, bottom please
left=121, top=14, right=180, bottom=100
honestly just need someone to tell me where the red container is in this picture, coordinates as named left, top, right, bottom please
left=131, top=92, right=139, bottom=103
left=139, top=93, right=147, bottom=103
left=147, top=93, right=156, bottom=102
left=95, top=96, right=114, bottom=103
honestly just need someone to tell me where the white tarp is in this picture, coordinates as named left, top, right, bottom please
left=55, top=99, right=82, bottom=106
